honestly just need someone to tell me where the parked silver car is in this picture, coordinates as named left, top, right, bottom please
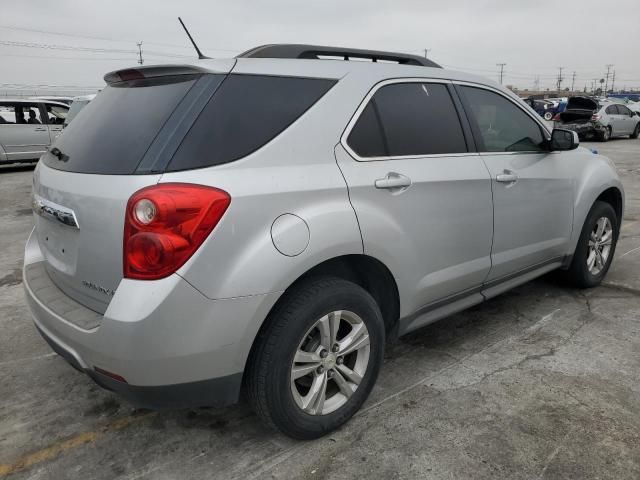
left=23, top=45, right=624, bottom=439
left=555, top=96, right=640, bottom=141
left=0, top=98, right=69, bottom=164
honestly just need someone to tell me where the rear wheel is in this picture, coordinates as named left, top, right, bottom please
left=543, top=111, right=554, bottom=121
left=565, top=201, right=618, bottom=288
left=631, top=123, right=640, bottom=139
left=246, top=277, right=385, bottom=439
left=599, top=126, right=612, bottom=142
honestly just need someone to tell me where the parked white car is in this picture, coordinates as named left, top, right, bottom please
left=0, top=99, right=69, bottom=164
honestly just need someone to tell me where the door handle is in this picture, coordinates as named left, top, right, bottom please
left=34, top=127, right=47, bottom=131
left=496, top=171, right=518, bottom=183
left=374, top=172, right=412, bottom=190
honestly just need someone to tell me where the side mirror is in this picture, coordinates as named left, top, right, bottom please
left=550, top=128, right=579, bottom=151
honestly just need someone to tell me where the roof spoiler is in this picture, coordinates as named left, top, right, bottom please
left=103, top=65, right=209, bottom=85
left=237, top=44, right=441, bottom=68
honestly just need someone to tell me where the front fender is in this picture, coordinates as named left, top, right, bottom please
left=569, top=151, right=624, bottom=254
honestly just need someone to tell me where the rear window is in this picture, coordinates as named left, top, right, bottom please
left=347, top=82, right=468, bottom=158
left=43, top=75, right=198, bottom=174
left=166, top=74, right=336, bottom=171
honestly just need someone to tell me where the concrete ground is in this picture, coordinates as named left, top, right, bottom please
left=1, top=139, right=640, bottom=479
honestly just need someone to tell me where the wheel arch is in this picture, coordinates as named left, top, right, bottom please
left=241, top=254, right=400, bottom=386
left=596, top=186, right=623, bottom=229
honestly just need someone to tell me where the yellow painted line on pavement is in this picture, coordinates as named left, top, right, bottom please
left=0, top=412, right=155, bottom=477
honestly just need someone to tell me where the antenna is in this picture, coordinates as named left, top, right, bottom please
left=178, top=17, right=210, bottom=59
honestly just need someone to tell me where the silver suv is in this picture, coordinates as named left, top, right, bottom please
left=24, top=45, right=624, bottom=439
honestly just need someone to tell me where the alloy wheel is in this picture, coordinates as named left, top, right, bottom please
left=587, top=216, right=613, bottom=275
left=290, top=310, right=370, bottom=415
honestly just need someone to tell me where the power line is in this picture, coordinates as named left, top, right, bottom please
left=0, top=24, right=240, bottom=54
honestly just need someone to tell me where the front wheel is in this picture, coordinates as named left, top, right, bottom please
left=565, top=201, right=618, bottom=288
left=631, top=123, right=640, bottom=139
left=246, top=277, right=385, bottom=439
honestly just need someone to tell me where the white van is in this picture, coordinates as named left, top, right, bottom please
left=0, top=99, right=69, bottom=164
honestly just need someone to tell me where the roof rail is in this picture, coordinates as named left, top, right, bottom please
left=237, top=44, right=441, bottom=68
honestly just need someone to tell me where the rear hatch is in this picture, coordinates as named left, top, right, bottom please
left=33, top=63, right=232, bottom=313
left=558, top=96, right=599, bottom=123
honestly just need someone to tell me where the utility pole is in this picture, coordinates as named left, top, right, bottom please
left=496, top=63, right=506, bottom=84
left=604, top=64, right=613, bottom=94
left=423, top=48, right=431, bottom=59
left=571, top=71, right=576, bottom=93
left=611, top=70, right=616, bottom=93
left=533, top=75, right=540, bottom=92
left=137, top=41, right=144, bottom=65
left=556, top=67, right=564, bottom=94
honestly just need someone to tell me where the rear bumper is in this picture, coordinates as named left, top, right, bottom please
left=555, top=121, right=606, bottom=136
left=34, top=322, right=241, bottom=409
left=23, top=228, right=280, bottom=409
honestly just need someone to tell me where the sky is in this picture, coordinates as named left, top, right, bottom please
left=2, top=0, right=640, bottom=95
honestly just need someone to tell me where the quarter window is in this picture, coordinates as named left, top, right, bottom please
left=460, top=86, right=546, bottom=152
left=167, top=74, right=336, bottom=171
left=347, top=82, right=468, bottom=158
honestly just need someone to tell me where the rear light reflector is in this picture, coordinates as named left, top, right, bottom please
left=123, top=183, right=231, bottom=280
left=94, top=367, right=128, bottom=384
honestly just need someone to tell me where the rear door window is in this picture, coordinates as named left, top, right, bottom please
left=346, top=101, right=387, bottom=157
left=460, top=86, right=546, bottom=152
left=347, top=82, right=467, bottom=158
left=605, top=105, right=619, bottom=115
left=42, top=75, right=199, bottom=174
left=166, top=74, right=336, bottom=171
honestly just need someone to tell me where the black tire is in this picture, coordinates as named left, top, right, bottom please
left=565, top=201, right=618, bottom=288
left=631, top=123, right=640, bottom=139
left=246, top=276, right=385, bottom=439
left=599, top=126, right=612, bottom=142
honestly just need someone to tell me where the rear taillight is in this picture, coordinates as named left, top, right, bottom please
left=123, top=183, right=231, bottom=280
left=591, top=114, right=601, bottom=121
left=552, top=113, right=561, bottom=121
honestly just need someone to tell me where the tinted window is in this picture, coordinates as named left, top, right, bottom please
left=167, top=74, right=336, bottom=171
left=461, top=86, right=545, bottom=152
left=347, top=101, right=387, bottom=157
left=605, top=105, right=619, bottom=115
left=43, top=75, right=198, bottom=174
left=365, top=83, right=467, bottom=157
left=618, top=105, right=632, bottom=116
